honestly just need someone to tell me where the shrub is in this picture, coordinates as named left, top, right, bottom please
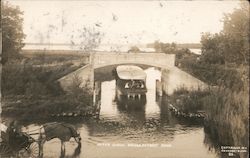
left=171, top=87, right=210, bottom=113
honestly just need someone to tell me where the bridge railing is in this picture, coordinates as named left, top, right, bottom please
left=91, top=52, right=175, bottom=69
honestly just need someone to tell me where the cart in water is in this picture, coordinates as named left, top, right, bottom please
left=0, top=123, right=39, bottom=158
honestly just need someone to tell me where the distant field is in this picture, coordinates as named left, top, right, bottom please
left=21, top=49, right=90, bottom=56
left=20, top=49, right=90, bottom=65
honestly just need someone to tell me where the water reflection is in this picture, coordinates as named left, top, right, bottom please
left=157, top=96, right=171, bottom=125
left=94, top=67, right=207, bottom=142
left=117, top=96, right=146, bottom=111
left=61, top=143, right=81, bottom=158
left=116, top=95, right=146, bottom=123
left=4, top=66, right=219, bottom=158
left=99, top=67, right=161, bottom=122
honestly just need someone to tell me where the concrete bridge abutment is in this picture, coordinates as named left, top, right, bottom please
left=160, top=67, right=207, bottom=95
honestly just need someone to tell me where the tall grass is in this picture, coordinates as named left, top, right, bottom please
left=171, top=87, right=210, bottom=113
left=1, top=57, right=93, bottom=120
left=204, top=87, right=249, bottom=147
left=173, top=62, right=249, bottom=157
left=1, top=62, right=78, bottom=96
left=203, top=66, right=249, bottom=150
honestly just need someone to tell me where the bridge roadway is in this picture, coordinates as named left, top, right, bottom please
left=92, top=52, right=175, bottom=69
left=58, top=52, right=207, bottom=96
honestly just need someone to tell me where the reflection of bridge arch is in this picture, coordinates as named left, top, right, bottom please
left=91, top=52, right=175, bottom=69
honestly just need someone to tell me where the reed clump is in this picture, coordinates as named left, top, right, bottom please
left=203, top=66, right=249, bottom=150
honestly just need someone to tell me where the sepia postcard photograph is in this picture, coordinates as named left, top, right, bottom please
left=0, top=0, right=249, bottom=158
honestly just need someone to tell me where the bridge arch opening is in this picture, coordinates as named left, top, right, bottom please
left=93, top=64, right=164, bottom=109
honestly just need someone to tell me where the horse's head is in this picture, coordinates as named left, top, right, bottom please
left=74, top=131, right=82, bottom=144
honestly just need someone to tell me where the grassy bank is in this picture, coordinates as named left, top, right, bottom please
left=170, top=87, right=209, bottom=114
left=1, top=53, right=93, bottom=121
left=203, top=86, right=249, bottom=147
left=175, top=56, right=249, bottom=156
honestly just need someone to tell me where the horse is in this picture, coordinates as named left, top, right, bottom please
left=38, top=122, right=81, bottom=157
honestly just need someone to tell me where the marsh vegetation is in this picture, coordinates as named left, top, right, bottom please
left=171, top=3, right=249, bottom=157
left=1, top=53, right=93, bottom=121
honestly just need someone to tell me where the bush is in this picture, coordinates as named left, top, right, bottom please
left=2, top=63, right=58, bottom=96
left=2, top=66, right=93, bottom=120
left=171, top=87, right=210, bottom=113
left=179, top=57, right=246, bottom=92
left=1, top=58, right=94, bottom=120
left=1, top=60, right=85, bottom=97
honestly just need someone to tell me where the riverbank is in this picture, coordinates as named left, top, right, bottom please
left=175, top=56, right=249, bottom=157
left=1, top=53, right=95, bottom=121
left=167, top=88, right=208, bottom=120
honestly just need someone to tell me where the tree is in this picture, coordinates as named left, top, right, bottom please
left=222, top=2, right=249, bottom=64
left=1, top=2, right=25, bottom=64
left=200, top=33, right=225, bottom=64
left=200, top=2, right=249, bottom=65
left=153, top=41, right=177, bottom=54
left=128, top=46, right=140, bottom=53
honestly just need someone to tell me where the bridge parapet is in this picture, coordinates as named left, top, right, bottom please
left=91, top=52, right=175, bottom=69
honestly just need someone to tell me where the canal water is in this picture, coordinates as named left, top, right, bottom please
left=20, top=67, right=218, bottom=158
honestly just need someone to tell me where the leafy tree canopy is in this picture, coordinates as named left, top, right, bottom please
left=200, top=2, right=249, bottom=65
left=128, top=46, right=140, bottom=53
left=2, top=2, right=26, bottom=64
left=153, top=41, right=177, bottom=54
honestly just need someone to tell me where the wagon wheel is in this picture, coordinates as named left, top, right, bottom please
left=19, top=142, right=40, bottom=158
left=26, top=142, right=40, bottom=158
left=0, top=143, right=13, bottom=158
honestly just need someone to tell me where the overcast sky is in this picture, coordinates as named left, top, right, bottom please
left=9, top=0, right=240, bottom=45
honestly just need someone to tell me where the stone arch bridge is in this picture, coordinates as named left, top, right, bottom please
left=59, top=52, right=175, bottom=90
left=59, top=52, right=206, bottom=96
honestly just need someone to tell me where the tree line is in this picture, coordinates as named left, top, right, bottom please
left=200, top=2, right=249, bottom=65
